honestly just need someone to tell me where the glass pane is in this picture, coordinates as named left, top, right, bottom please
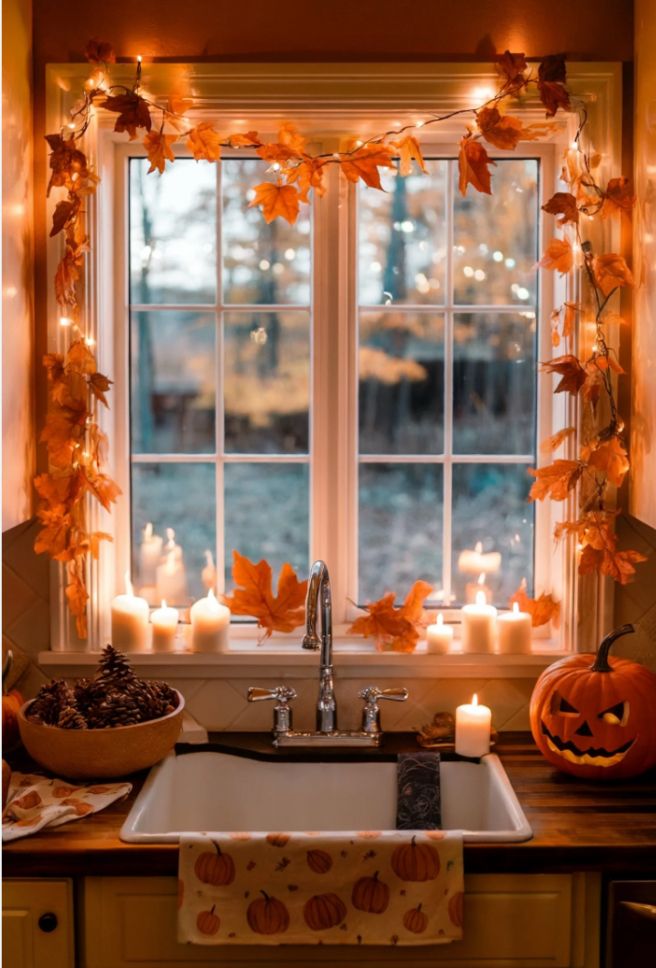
left=358, top=463, right=442, bottom=602
left=452, top=313, right=536, bottom=455
left=224, top=463, right=309, bottom=588
left=224, top=312, right=310, bottom=454
left=451, top=464, right=533, bottom=605
left=358, top=161, right=447, bottom=306
left=130, top=311, right=216, bottom=454
left=131, top=462, right=216, bottom=605
left=453, top=159, right=538, bottom=306
left=222, top=159, right=311, bottom=305
left=359, top=312, right=444, bottom=454
left=129, top=159, right=216, bottom=305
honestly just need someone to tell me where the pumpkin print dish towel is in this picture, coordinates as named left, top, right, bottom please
left=178, top=830, right=463, bottom=946
left=2, top=772, right=132, bottom=842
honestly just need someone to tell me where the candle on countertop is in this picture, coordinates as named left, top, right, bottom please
left=202, top=549, right=217, bottom=591
left=111, top=572, right=149, bottom=651
left=139, top=522, right=163, bottom=586
left=190, top=588, right=230, bottom=652
left=497, top=601, right=532, bottom=654
left=465, top=572, right=493, bottom=604
left=425, top=612, right=454, bottom=654
left=455, top=693, right=492, bottom=758
left=150, top=600, right=179, bottom=652
left=461, top=590, right=497, bottom=653
left=156, top=549, right=187, bottom=605
left=457, top=541, right=502, bottom=576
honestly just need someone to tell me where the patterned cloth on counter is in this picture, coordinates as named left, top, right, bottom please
left=2, top=772, right=132, bottom=842
left=396, top=752, right=442, bottom=830
left=178, top=830, right=463, bottom=946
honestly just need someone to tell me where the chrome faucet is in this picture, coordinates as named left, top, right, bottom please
left=302, top=560, right=337, bottom=732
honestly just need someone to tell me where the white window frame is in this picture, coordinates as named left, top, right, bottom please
left=44, top=61, right=623, bottom=667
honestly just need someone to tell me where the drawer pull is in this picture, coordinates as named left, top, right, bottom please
left=38, top=912, right=58, bottom=933
left=620, top=901, right=656, bottom=921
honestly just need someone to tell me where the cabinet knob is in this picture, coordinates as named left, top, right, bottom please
left=38, top=912, right=58, bottom=933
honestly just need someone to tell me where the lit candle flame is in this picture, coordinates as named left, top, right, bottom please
left=475, top=590, right=487, bottom=607
left=437, top=612, right=444, bottom=627
left=204, top=549, right=214, bottom=567
left=161, top=599, right=167, bottom=609
left=143, top=522, right=153, bottom=540
left=474, top=541, right=482, bottom=554
left=477, top=572, right=486, bottom=585
left=512, top=601, right=520, bottom=615
left=124, top=571, right=134, bottom=596
left=472, top=693, right=478, bottom=706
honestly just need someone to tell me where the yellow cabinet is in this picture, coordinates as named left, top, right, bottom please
left=3, top=879, right=74, bottom=968
left=82, top=873, right=600, bottom=968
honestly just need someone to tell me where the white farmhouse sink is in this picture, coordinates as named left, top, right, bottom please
left=120, top=749, right=532, bottom=843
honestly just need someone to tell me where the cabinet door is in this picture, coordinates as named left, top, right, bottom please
left=82, top=873, right=595, bottom=968
left=3, top=879, right=74, bottom=968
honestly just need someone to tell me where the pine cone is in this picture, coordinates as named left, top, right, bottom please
left=57, top=705, right=88, bottom=729
left=96, top=644, right=134, bottom=687
left=29, top=680, right=75, bottom=725
left=85, top=691, right=142, bottom=728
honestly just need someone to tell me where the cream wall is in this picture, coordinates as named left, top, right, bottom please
left=2, top=0, right=35, bottom=531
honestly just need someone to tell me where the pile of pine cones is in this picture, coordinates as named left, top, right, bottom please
left=28, top=645, right=179, bottom=729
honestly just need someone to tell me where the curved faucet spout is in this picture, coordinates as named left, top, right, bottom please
left=302, top=560, right=336, bottom=732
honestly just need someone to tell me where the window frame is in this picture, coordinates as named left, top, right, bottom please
left=44, top=61, right=624, bottom=659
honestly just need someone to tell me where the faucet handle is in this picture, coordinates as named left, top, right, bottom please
left=247, top=685, right=297, bottom=734
left=359, top=686, right=409, bottom=735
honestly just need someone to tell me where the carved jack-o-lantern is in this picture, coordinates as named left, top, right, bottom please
left=530, top=624, right=656, bottom=780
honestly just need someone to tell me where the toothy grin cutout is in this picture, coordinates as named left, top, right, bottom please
left=540, top=722, right=634, bottom=768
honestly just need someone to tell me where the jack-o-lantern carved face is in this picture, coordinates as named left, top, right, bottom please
left=530, top=625, right=656, bottom=781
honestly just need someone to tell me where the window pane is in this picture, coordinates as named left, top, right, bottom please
left=451, top=463, right=533, bottom=605
left=453, top=159, right=538, bottom=306
left=359, top=312, right=444, bottom=454
left=358, top=463, right=442, bottom=602
left=452, top=312, right=536, bottom=455
left=358, top=162, right=447, bottom=306
left=222, top=159, right=311, bottom=305
left=131, top=462, right=216, bottom=604
left=224, top=312, right=309, bottom=454
left=131, top=311, right=216, bottom=454
left=129, top=159, right=216, bottom=305
left=224, top=463, right=309, bottom=588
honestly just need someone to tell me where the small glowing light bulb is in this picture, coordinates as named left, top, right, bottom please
left=354, top=139, right=364, bottom=148
left=415, top=120, right=425, bottom=128
left=59, top=316, right=72, bottom=327
left=67, top=122, right=76, bottom=130
left=137, top=55, right=143, bottom=63
left=85, top=336, right=96, bottom=347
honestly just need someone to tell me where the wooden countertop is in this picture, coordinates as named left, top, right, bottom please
left=4, top=733, right=656, bottom=877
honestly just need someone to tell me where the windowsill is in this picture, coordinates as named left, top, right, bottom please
left=39, top=639, right=564, bottom=679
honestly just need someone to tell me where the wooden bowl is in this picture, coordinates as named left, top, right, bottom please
left=17, top=691, right=184, bottom=780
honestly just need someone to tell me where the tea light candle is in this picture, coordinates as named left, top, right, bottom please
left=457, top=541, right=501, bottom=575
left=139, top=522, right=163, bottom=586
left=150, top=600, right=179, bottom=652
left=461, top=591, right=497, bottom=653
left=465, top=572, right=493, bottom=604
left=455, top=693, right=492, bottom=758
left=190, top=589, right=230, bottom=652
left=201, top=549, right=217, bottom=591
left=156, top=549, right=187, bottom=604
left=497, top=601, right=532, bottom=654
left=425, top=612, right=454, bottom=654
left=111, top=573, right=149, bottom=651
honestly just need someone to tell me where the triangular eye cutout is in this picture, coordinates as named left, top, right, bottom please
left=599, top=701, right=628, bottom=725
left=550, top=691, right=579, bottom=715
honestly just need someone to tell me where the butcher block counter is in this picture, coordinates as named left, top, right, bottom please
left=4, top=733, right=656, bottom=877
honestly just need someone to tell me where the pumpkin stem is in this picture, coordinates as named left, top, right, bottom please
left=591, top=624, right=635, bottom=673
left=417, top=903, right=423, bottom=913
left=210, top=905, right=215, bottom=915
left=372, top=871, right=380, bottom=881
left=260, top=890, right=270, bottom=900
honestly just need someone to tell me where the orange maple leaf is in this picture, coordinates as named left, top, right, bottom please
left=539, top=238, right=573, bottom=274
left=144, top=131, right=176, bottom=174
left=66, top=339, right=97, bottom=375
left=593, top=253, right=634, bottom=296
left=84, top=38, right=115, bottom=64
left=528, top=460, right=582, bottom=501
left=496, top=50, right=528, bottom=92
left=600, top=177, right=634, bottom=219
left=541, top=192, right=579, bottom=225
left=581, top=437, right=630, bottom=488
left=540, top=354, right=586, bottom=395
left=249, top=182, right=300, bottom=224
left=348, top=580, right=433, bottom=653
left=508, top=580, right=560, bottom=628
left=391, top=135, right=427, bottom=176
left=65, top=564, right=89, bottom=639
left=476, top=107, right=525, bottom=151
left=537, top=55, right=570, bottom=117
left=227, top=131, right=260, bottom=148
left=223, top=551, right=308, bottom=639
left=540, top=426, right=575, bottom=454
left=186, top=123, right=222, bottom=162
left=340, top=144, right=396, bottom=190
left=287, top=158, right=326, bottom=202
left=102, top=93, right=152, bottom=140
left=458, top=136, right=495, bottom=196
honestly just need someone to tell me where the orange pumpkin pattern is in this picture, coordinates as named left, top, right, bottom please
left=246, top=892, right=290, bottom=934
left=391, top=836, right=440, bottom=881
left=194, top=843, right=236, bottom=886
left=197, top=905, right=220, bottom=935
left=303, top=893, right=347, bottom=930
left=403, top=903, right=428, bottom=934
left=266, top=833, right=290, bottom=847
left=351, top=871, right=390, bottom=914
left=448, top=891, right=464, bottom=928
left=12, top=791, right=42, bottom=810
left=306, top=849, right=333, bottom=874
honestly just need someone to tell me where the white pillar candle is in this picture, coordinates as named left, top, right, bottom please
left=465, top=572, right=493, bottom=604
left=455, top=693, right=492, bottom=758
left=425, top=612, right=454, bottom=654
left=497, top=601, right=532, bottom=654
left=457, top=541, right=502, bottom=575
left=111, top=573, right=149, bottom=651
left=461, top=591, right=497, bottom=653
left=190, top=588, right=230, bottom=652
left=150, top=600, right=179, bottom=652
left=201, top=549, right=217, bottom=591
left=139, top=522, right=163, bottom=586
left=156, top=550, right=188, bottom=604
